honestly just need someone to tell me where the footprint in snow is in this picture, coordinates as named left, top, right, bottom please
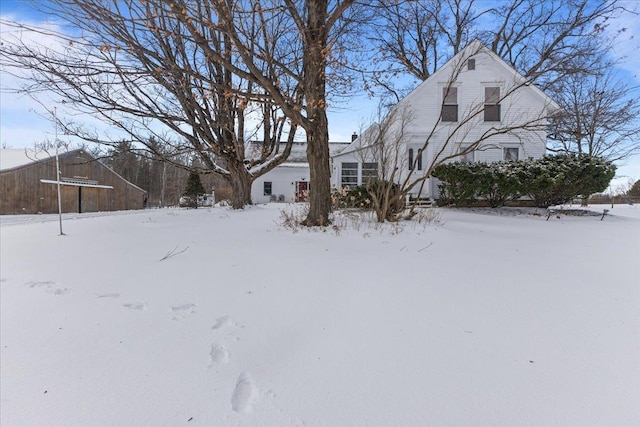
left=209, top=343, right=229, bottom=365
left=123, top=302, right=147, bottom=310
left=170, top=303, right=197, bottom=320
left=96, top=292, right=120, bottom=298
left=97, top=293, right=120, bottom=299
left=25, top=281, right=70, bottom=295
left=26, top=280, right=56, bottom=288
left=211, top=315, right=233, bottom=330
left=225, top=333, right=241, bottom=342
left=231, top=372, right=259, bottom=413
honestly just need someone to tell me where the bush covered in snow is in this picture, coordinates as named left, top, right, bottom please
left=433, top=154, right=615, bottom=208
left=476, top=161, right=522, bottom=207
left=518, top=154, right=615, bottom=207
left=430, top=162, right=481, bottom=206
left=432, top=161, right=522, bottom=207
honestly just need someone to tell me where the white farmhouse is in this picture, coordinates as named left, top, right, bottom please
left=250, top=141, right=350, bottom=204
left=331, top=39, right=560, bottom=200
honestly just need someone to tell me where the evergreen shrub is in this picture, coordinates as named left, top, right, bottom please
left=433, top=154, right=615, bottom=208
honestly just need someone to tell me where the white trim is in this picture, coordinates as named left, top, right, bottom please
left=40, top=179, right=114, bottom=189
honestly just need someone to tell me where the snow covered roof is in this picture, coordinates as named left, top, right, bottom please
left=0, top=148, right=58, bottom=171
left=333, top=123, right=381, bottom=157
left=246, top=141, right=351, bottom=164
left=276, top=162, right=311, bottom=168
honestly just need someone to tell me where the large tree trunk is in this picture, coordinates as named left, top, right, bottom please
left=305, top=123, right=332, bottom=225
left=302, top=0, right=332, bottom=226
left=226, top=163, right=253, bottom=209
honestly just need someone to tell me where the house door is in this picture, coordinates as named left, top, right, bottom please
left=295, top=181, right=309, bottom=202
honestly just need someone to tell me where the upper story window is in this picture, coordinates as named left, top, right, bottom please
left=441, top=86, right=458, bottom=122
left=484, top=86, right=501, bottom=122
left=467, top=58, right=475, bottom=70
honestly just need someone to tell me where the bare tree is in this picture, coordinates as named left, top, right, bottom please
left=0, top=0, right=300, bottom=209
left=548, top=68, right=640, bottom=163
left=370, top=0, right=627, bottom=99
left=483, top=0, right=625, bottom=89
left=169, top=0, right=360, bottom=225
left=547, top=67, right=640, bottom=205
left=354, top=105, right=413, bottom=222
left=369, top=0, right=485, bottom=102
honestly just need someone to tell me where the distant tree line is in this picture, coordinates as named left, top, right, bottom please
left=101, top=140, right=229, bottom=207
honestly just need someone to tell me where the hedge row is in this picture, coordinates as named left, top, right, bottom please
left=431, top=154, right=616, bottom=208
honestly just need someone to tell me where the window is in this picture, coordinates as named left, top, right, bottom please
left=362, top=162, right=378, bottom=184
left=263, top=181, right=272, bottom=196
left=503, top=147, right=519, bottom=161
left=341, top=162, right=358, bottom=188
left=441, top=87, right=458, bottom=122
left=460, top=149, right=474, bottom=163
left=409, top=148, right=423, bottom=170
left=467, top=58, right=475, bottom=70
left=484, top=86, right=501, bottom=121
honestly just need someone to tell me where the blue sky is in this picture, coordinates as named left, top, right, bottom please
left=1, top=1, right=639, bottom=189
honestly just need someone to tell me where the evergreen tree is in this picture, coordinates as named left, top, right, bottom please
left=183, top=172, right=205, bottom=197
left=182, top=172, right=206, bottom=208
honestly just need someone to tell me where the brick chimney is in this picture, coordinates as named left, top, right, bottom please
left=351, top=132, right=358, bottom=142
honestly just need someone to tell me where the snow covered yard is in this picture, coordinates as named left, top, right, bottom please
left=1, top=204, right=639, bottom=427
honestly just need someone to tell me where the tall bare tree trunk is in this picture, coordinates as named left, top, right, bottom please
left=302, top=0, right=332, bottom=226
left=305, top=124, right=332, bottom=225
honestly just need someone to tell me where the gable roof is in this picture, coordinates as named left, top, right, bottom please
left=0, top=148, right=146, bottom=193
left=333, top=123, right=381, bottom=157
left=246, top=141, right=351, bottom=164
left=401, top=39, right=560, bottom=112
left=335, top=39, right=560, bottom=156
left=0, top=148, right=58, bottom=171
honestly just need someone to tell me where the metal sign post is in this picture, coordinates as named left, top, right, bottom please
left=54, top=107, right=64, bottom=236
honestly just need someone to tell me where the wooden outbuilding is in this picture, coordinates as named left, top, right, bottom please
left=0, top=148, right=146, bottom=214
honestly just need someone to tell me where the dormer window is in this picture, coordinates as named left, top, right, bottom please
left=441, top=86, right=458, bottom=122
left=484, top=86, right=501, bottom=121
left=467, top=58, right=475, bottom=70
